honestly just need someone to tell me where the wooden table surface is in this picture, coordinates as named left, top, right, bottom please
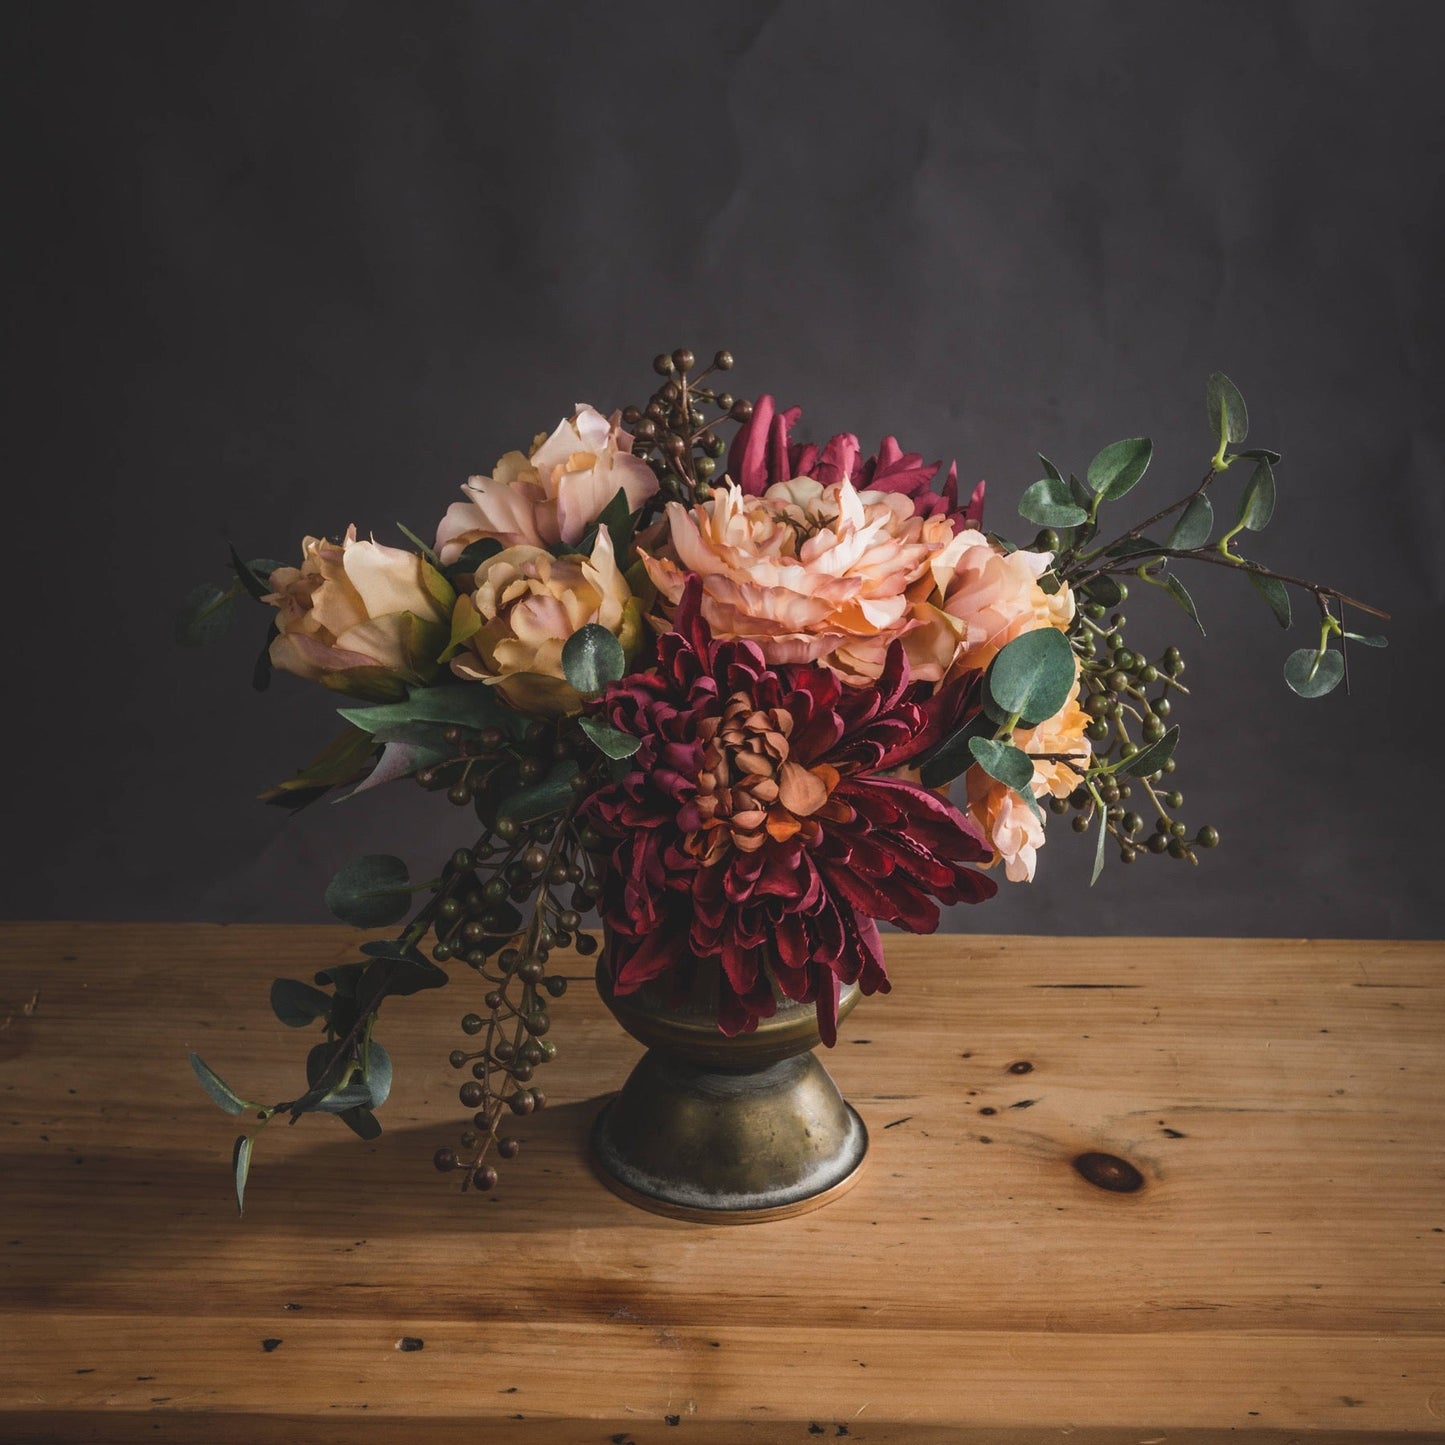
left=0, top=924, right=1442, bottom=1444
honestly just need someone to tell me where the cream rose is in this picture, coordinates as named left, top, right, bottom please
left=435, top=404, right=657, bottom=561
left=449, top=524, right=640, bottom=714
left=641, top=477, right=959, bottom=684
left=264, top=527, right=453, bottom=699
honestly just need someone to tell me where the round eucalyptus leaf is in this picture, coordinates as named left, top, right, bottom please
left=1207, top=372, right=1249, bottom=446
left=1167, top=494, right=1214, bottom=550
left=324, top=854, right=412, bottom=929
left=561, top=624, right=626, bottom=696
left=1018, top=477, right=1088, bottom=528
left=1284, top=647, right=1344, bottom=698
left=1086, top=437, right=1153, bottom=501
left=269, top=978, right=334, bottom=1028
left=984, top=627, right=1077, bottom=725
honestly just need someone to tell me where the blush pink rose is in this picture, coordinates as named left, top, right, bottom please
left=435, top=404, right=657, bottom=561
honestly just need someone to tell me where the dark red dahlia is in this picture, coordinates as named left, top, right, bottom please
left=726, top=393, right=987, bottom=529
left=580, top=581, right=998, bottom=1045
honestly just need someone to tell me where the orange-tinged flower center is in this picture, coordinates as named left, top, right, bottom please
left=686, top=694, right=840, bottom=864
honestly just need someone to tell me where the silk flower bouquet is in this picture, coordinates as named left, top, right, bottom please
left=179, top=349, right=1385, bottom=1214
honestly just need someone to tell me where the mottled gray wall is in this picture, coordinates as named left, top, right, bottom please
left=6, top=1, right=1440, bottom=935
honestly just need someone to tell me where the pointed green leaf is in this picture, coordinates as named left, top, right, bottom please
left=1039, top=454, right=1065, bottom=484
left=338, top=1105, right=382, bottom=1140
left=1342, top=631, right=1387, bottom=648
left=261, top=726, right=378, bottom=809
left=1019, top=477, right=1089, bottom=528
left=394, top=523, right=442, bottom=567
left=918, top=711, right=995, bottom=789
left=1166, top=494, right=1214, bottom=550
left=1247, top=572, right=1292, bottom=628
left=1285, top=647, right=1344, bottom=698
left=1086, top=437, right=1153, bottom=501
left=1163, top=574, right=1205, bottom=634
left=561, top=624, right=625, bottom=696
left=1117, top=725, right=1180, bottom=778
left=1232, top=447, right=1280, bottom=464
left=447, top=538, right=503, bottom=579
left=324, top=855, right=412, bottom=929
left=983, top=627, right=1077, bottom=725
left=363, top=1041, right=393, bottom=1109
left=1090, top=790, right=1108, bottom=886
left=269, top=979, right=333, bottom=1029
left=578, top=716, right=642, bottom=759
left=1207, top=372, right=1249, bottom=446
left=232, top=1134, right=254, bottom=1217
left=175, top=582, right=239, bottom=646
left=594, top=488, right=635, bottom=558
left=492, top=760, right=581, bottom=826
left=190, top=1053, right=250, bottom=1116
left=338, top=685, right=520, bottom=739
left=1236, top=458, right=1276, bottom=532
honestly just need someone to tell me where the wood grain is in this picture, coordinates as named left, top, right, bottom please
left=1, top=924, right=1442, bottom=1442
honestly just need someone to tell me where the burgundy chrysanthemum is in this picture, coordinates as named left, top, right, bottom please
left=580, top=580, right=998, bottom=1045
left=726, top=393, right=987, bottom=529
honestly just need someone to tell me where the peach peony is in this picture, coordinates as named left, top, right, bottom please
left=963, top=681, right=1091, bottom=882
left=449, top=524, right=640, bottom=714
left=908, top=529, right=1076, bottom=683
left=640, top=478, right=960, bottom=684
left=435, top=404, right=657, bottom=561
left=264, top=527, right=453, bottom=699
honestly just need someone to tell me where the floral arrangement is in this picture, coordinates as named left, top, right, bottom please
left=180, top=350, right=1386, bottom=1212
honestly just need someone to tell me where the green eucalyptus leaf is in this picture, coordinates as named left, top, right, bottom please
left=494, top=760, right=581, bottom=826
left=1090, top=798, right=1108, bottom=886
left=190, top=1053, right=250, bottom=1116
left=1163, top=574, right=1205, bottom=634
left=305, top=1042, right=345, bottom=1091
left=1285, top=647, right=1345, bottom=698
left=1039, top=454, right=1065, bottom=484
left=175, top=582, right=239, bottom=646
left=561, top=625, right=625, bottom=696
left=1082, top=576, right=1124, bottom=609
left=363, top=1041, right=393, bottom=1109
left=338, top=1105, right=382, bottom=1140
left=323, top=854, right=412, bottom=929
left=1086, top=437, right=1153, bottom=501
left=1342, top=631, right=1387, bottom=648
left=967, top=736, right=1037, bottom=794
left=579, top=716, right=642, bottom=759
left=1068, top=475, right=1094, bottom=512
left=232, top=1133, right=254, bottom=1217
left=313, top=1082, right=374, bottom=1114
left=1207, top=372, right=1249, bottom=446
left=1117, top=725, right=1180, bottom=778
left=918, top=711, right=995, bottom=789
left=1247, top=571, right=1293, bottom=628
left=1167, top=494, right=1214, bottom=550
left=1232, top=447, right=1280, bottom=464
left=983, top=627, right=1077, bottom=725
left=269, top=978, right=333, bottom=1028
left=1019, top=477, right=1089, bottom=528
left=313, top=960, right=368, bottom=997
left=1236, top=458, right=1276, bottom=532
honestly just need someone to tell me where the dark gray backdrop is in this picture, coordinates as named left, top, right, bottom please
left=5, top=1, right=1441, bottom=936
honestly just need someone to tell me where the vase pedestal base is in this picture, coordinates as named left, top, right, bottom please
left=589, top=1049, right=868, bottom=1224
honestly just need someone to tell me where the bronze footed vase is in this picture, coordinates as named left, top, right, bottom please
left=591, top=956, right=867, bottom=1223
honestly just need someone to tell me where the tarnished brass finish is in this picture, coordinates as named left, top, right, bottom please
left=591, top=955, right=868, bottom=1222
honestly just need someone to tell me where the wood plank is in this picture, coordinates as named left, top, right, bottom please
left=1, top=925, right=1442, bottom=1440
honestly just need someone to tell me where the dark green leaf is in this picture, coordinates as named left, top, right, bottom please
left=561, top=624, right=625, bottom=696
left=1083, top=576, right=1124, bottom=609
left=1163, top=574, right=1205, bottom=634
left=1342, top=631, right=1387, bottom=648
left=1236, top=459, right=1276, bottom=532
left=175, top=582, right=239, bottom=646
left=918, top=711, right=995, bottom=789
left=494, top=760, right=581, bottom=826
left=338, top=1105, right=382, bottom=1140
left=1247, top=572, right=1292, bottom=628
left=269, top=978, right=333, bottom=1028
left=593, top=487, right=635, bottom=558
left=190, top=1053, right=249, bottom=1116
left=1086, top=437, right=1153, bottom=501
left=232, top=1134, right=254, bottom=1217
left=363, top=1041, right=393, bottom=1109
left=1232, top=447, right=1280, bottom=464
left=305, top=1041, right=346, bottom=1091
left=968, top=737, right=1043, bottom=822
left=447, top=538, right=503, bottom=579
left=323, top=855, right=412, bottom=929
left=1038, top=454, right=1065, bottom=484
left=313, top=961, right=367, bottom=997
left=1090, top=796, right=1108, bottom=886
left=313, top=1082, right=374, bottom=1113
left=337, top=685, right=521, bottom=740
left=1284, top=647, right=1344, bottom=698
left=1207, top=372, right=1249, bottom=446
left=1018, top=477, right=1088, bottom=528
left=1117, top=725, right=1180, bottom=778
left=983, top=627, right=1077, bottom=725
left=358, top=948, right=448, bottom=998
left=1107, top=535, right=1167, bottom=562
left=252, top=621, right=278, bottom=692
left=227, top=546, right=283, bottom=602
left=1167, top=494, right=1214, bottom=550
left=578, top=716, right=642, bottom=759
left=1068, top=475, right=1094, bottom=511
